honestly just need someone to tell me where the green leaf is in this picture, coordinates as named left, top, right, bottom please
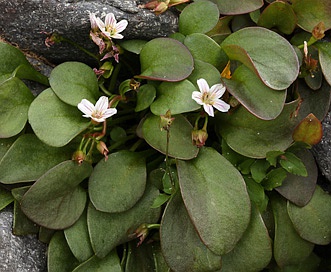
left=179, top=1, right=220, bottom=35
left=184, top=33, right=228, bottom=71
left=292, top=0, right=331, bottom=32
left=142, top=114, right=199, bottom=160
left=0, top=134, right=73, bottom=184
left=288, top=186, right=331, bottom=245
left=28, top=88, right=90, bottom=147
left=261, top=168, right=288, bottom=191
left=0, top=77, right=34, bottom=137
left=271, top=194, right=314, bottom=268
left=0, top=187, right=14, bottom=210
left=125, top=241, right=170, bottom=272
left=160, top=191, right=222, bottom=271
left=48, top=231, right=80, bottom=272
left=138, top=38, right=194, bottom=82
left=118, top=39, right=147, bottom=54
left=257, top=1, right=297, bottom=34
left=177, top=147, right=251, bottom=255
left=188, top=59, right=223, bottom=88
left=13, top=199, right=39, bottom=235
left=151, top=193, right=171, bottom=208
left=135, top=84, right=156, bottom=112
left=89, top=151, right=146, bottom=213
left=266, top=150, right=285, bottom=167
left=221, top=204, right=272, bottom=272
left=315, top=42, right=331, bottom=86
left=87, top=183, right=161, bottom=258
left=150, top=80, right=200, bottom=115
left=217, top=101, right=300, bottom=158
left=0, top=137, right=16, bottom=159
left=64, top=210, right=94, bottom=262
left=221, top=27, right=299, bottom=90
left=276, top=149, right=317, bottom=206
left=250, top=159, right=270, bottom=183
left=279, top=152, right=308, bottom=176
left=49, top=62, right=99, bottom=106
left=245, top=177, right=268, bottom=212
left=72, top=251, right=122, bottom=272
left=21, top=161, right=92, bottom=229
left=0, top=42, right=48, bottom=85
left=222, top=65, right=286, bottom=120
left=210, top=0, right=263, bottom=15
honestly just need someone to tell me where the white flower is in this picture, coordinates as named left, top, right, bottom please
left=78, top=96, right=117, bottom=123
left=95, top=13, right=128, bottom=39
left=192, top=78, right=230, bottom=117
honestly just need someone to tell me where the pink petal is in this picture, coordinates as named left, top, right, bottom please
left=203, top=104, right=214, bottom=117
left=78, top=99, right=95, bottom=115
left=213, top=99, right=230, bottom=113
left=105, top=13, right=116, bottom=27
left=116, top=20, right=128, bottom=33
left=197, top=78, right=209, bottom=94
left=95, top=96, right=109, bottom=112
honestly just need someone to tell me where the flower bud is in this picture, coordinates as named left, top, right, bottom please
left=160, top=110, right=175, bottom=131
left=72, top=150, right=86, bottom=164
left=192, top=128, right=208, bottom=148
left=97, top=141, right=109, bottom=160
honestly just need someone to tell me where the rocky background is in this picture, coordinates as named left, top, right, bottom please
left=0, top=1, right=330, bottom=271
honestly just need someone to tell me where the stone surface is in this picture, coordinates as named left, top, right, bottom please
left=312, top=104, right=331, bottom=183
left=0, top=206, right=47, bottom=272
left=0, top=0, right=179, bottom=64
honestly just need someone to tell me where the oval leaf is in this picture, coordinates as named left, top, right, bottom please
left=89, top=151, right=146, bottom=213
left=288, top=186, right=331, bottom=245
left=160, top=191, right=222, bottom=271
left=271, top=194, right=314, bottom=268
left=217, top=101, right=300, bottom=158
left=28, top=88, right=90, bottom=147
left=221, top=27, right=299, bottom=90
left=179, top=1, right=220, bottom=35
left=142, top=114, right=199, bottom=160
left=87, top=183, right=161, bottom=258
left=292, top=0, right=331, bottom=32
left=276, top=149, right=317, bottom=206
left=0, top=134, right=72, bottom=184
left=21, top=161, right=92, bottom=229
left=221, top=204, right=272, bottom=272
left=150, top=80, right=200, bottom=115
left=135, top=84, right=156, bottom=112
left=184, top=33, right=228, bottom=71
left=138, top=38, right=194, bottom=82
left=49, top=62, right=99, bottom=106
left=212, top=0, right=263, bottom=15
left=222, top=65, right=286, bottom=120
left=315, top=42, right=331, bottom=86
left=292, top=113, right=323, bottom=145
left=257, top=1, right=297, bottom=34
left=0, top=77, right=34, bottom=138
left=177, top=147, right=251, bottom=255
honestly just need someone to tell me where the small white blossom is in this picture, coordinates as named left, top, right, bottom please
left=95, top=13, right=128, bottom=39
left=192, top=78, right=230, bottom=117
left=78, top=96, right=117, bottom=123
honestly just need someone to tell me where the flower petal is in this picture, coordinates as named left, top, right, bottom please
left=116, top=20, right=128, bottom=33
left=78, top=99, right=95, bottom=115
left=111, top=33, right=124, bottom=39
left=203, top=104, right=214, bottom=117
left=105, top=13, right=116, bottom=27
left=210, top=83, right=226, bottom=98
left=213, top=99, right=230, bottom=113
left=192, top=91, right=203, bottom=105
left=95, top=96, right=109, bottom=112
left=197, top=78, right=209, bottom=94
left=103, top=108, right=117, bottom=118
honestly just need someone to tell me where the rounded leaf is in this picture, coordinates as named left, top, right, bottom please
left=292, top=113, right=323, bottom=145
left=179, top=1, right=220, bottom=35
left=0, top=77, right=34, bottom=137
left=160, top=191, right=222, bottom=271
left=28, top=88, right=90, bottom=147
left=150, top=80, right=200, bottom=115
left=135, top=84, right=156, bottom=112
left=138, top=38, right=194, bottom=82
left=221, top=27, right=299, bottom=90
left=49, top=62, right=99, bottom=106
left=217, top=101, right=300, bottom=158
left=89, top=151, right=146, bottom=213
left=212, top=0, right=263, bottom=15
left=315, top=42, right=331, bottom=86
left=177, top=147, right=251, bottom=255
left=21, top=161, right=92, bottom=229
left=288, top=186, right=331, bottom=245
left=222, top=65, right=286, bottom=120
left=142, top=114, right=199, bottom=160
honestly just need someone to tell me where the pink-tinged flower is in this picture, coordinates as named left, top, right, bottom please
left=95, top=13, right=128, bottom=39
left=78, top=96, right=117, bottom=123
left=192, top=78, right=230, bottom=117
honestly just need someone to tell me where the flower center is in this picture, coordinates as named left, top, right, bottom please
left=202, top=92, right=215, bottom=105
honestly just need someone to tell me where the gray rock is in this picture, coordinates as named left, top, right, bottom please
left=0, top=0, right=179, bottom=64
left=312, top=104, right=331, bottom=183
left=0, top=206, right=47, bottom=272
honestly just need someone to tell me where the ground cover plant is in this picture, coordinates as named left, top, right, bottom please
left=1, top=0, right=331, bottom=271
